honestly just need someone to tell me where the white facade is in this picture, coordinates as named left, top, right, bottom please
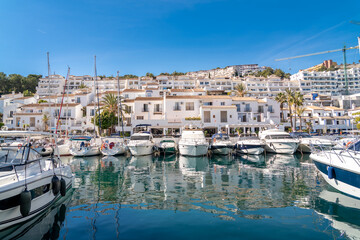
left=291, top=67, right=360, bottom=95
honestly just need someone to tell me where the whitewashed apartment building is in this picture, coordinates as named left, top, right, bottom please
left=291, top=67, right=360, bottom=95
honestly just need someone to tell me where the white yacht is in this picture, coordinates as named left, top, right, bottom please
left=69, top=136, right=101, bottom=157
left=100, top=136, right=127, bottom=156
left=235, top=134, right=265, bottom=155
left=178, top=128, right=209, bottom=157
left=310, top=139, right=360, bottom=199
left=55, top=138, right=72, bottom=156
left=209, top=133, right=233, bottom=155
left=128, top=132, right=155, bottom=156
left=290, top=132, right=333, bottom=153
left=259, top=129, right=299, bottom=154
left=0, top=131, right=73, bottom=231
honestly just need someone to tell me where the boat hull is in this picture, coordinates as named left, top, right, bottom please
left=101, top=145, right=127, bottom=156
left=179, top=144, right=208, bottom=157
left=236, top=144, right=264, bottom=155
left=312, top=159, right=360, bottom=199
left=264, top=142, right=298, bottom=154
left=128, top=144, right=154, bottom=156
left=0, top=167, right=73, bottom=231
left=210, top=145, right=232, bottom=155
left=158, top=146, right=177, bottom=155
left=70, top=146, right=100, bottom=157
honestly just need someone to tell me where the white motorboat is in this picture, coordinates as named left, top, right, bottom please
left=235, top=134, right=265, bottom=155
left=69, top=136, right=101, bottom=157
left=178, top=128, right=209, bottom=157
left=0, top=131, right=73, bottom=231
left=157, top=138, right=177, bottom=155
left=55, top=138, right=71, bottom=156
left=209, top=133, right=233, bottom=155
left=290, top=132, right=334, bottom=153
left=128, top=132, right=155, bottom=156
left=310, top=139, right=360, bottom=199
left=259, top=129, right=299, bottom=154
left=100, top=136, right=127, bottom=156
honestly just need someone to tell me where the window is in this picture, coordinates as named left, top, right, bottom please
left=154, top=104, right=162, bottom=113
left=204, top=111, right=210, bottom=123
left=76, top=97, right=81, bottom=103
left=186, top=102, right=194, bottom=111
left=236, top=104, right=241, bottom=112
left=268, top=105, right=273, bottom=113
left=143, top=104, right=149, bottom=112
left=90, top=109, right=95, bottom=116
left=221, top=102, right=225, bottom=106
left=174, top=102, right=181, bottom=111
left=136, top=116, right=144, bottom=120
left=203, top=102, right=213, bottom=106
left=9, top=111, right=13, bottom=118
left=245, top=104, right=251, bottom=112
left=220, top=111, right=227, bottom=122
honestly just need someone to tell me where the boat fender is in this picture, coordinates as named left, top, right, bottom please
left=52, top=175, right=61, bottom=195
left=20, top=189, right=31, bottom=217
left=18, top=144, right=22, bottom=150
left=60, top=178, right=66, bottom=196
left=328, top=166, right=336, bottom=179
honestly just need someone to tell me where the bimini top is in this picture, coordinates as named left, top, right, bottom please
left=70, top=136, right=93, bottom=141
left=211, top=133, right=229, bottom=140
left=0, top=131, right=57, bottom=138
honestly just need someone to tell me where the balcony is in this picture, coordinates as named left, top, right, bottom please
left=142, top=108, right=149, bottom=112
left=173, top=107, right=181, bottom=111
left=244, top=108, right=252, bottom=112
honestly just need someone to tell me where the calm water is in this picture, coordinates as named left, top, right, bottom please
left=4, top=153, right=360, bottom=239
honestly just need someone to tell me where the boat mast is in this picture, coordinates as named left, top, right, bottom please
left=56, top=67, right=70, bottom=134
left=117, top=71, right=125, bottom=138
left=94, top=56, right=102, bottom=137
left=65, top=69, right=70, bottom=138
left=47, top=52, right=52, bottom=132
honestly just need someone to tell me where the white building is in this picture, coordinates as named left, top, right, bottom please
left=291, top=67, right=360, bottom=96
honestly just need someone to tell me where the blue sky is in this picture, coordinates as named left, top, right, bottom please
left=1, top=0, right=360, bottom=77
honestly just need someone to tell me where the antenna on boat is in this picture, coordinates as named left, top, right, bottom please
left=94, top=56, right=102, bottom=137
left=47, top=52, right=52, bottom=131
left=117, top=71, right=125, bottom=138
left=56, top=67, right=70, bottom=134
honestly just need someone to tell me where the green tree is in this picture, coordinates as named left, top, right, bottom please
left=234, top=83, right=247, bottom=97
left=146, top=72, right=155, bottom=78
left=42, top=114, right=49, bottom=131
left=275, top=92, right=287, bottom=122
left=38, top=99, right=48, bottom=103
left=296, top=106, right=305, bottom=131
left=293, top=91, right=304, bottom=131
left=92, top=110, right=118, bottom=134
left=274, top=69, right=286, bottom=78
left=79, top=83, right=87, bottom=89
left=285, top=89, right=295, bottom=131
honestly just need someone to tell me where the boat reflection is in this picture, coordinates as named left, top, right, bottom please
left=315, top=190, right=360, bottom=239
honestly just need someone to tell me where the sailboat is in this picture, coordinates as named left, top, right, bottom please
left=100, top=71, right=127, bottom=156
left=69, top=56, right=101, bottom=157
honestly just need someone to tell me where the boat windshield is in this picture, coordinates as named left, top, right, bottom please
left=214, top=136, right=229, bottom=141
left=348, top=140, right=360, bottom=151
left=265, top=135, right=292, bottom=139
left=290, top=132, right=311, bottom=138
left=131, top=135, right=150, bottom=141
left=0, top=148, right=40, bottom=165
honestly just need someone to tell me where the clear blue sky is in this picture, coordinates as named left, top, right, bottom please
left=1, top=0, right=360, bottom=77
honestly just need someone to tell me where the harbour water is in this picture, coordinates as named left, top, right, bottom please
left=3, top=153, right=360, bottom=239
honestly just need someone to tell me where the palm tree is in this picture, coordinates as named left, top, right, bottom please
left=293, top=91, right=304, bottom=131
left=234, top=83, right=247, bottom=97
left=42, top=114, right=49, bottom=131
left=285, top=89, right=295, bottom=131
left=102, top=93, right=118, bottom=115
left=306, top=121, right=312, bottom=133
left=275, top=92, right=286, bottom=122
left=296, top=107, right=305, bottom=131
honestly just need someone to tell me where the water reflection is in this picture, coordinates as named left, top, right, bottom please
left=4, top=153, right=360, bottom=239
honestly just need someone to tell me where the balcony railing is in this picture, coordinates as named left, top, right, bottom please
left=142, top=108, right=149, bottom=112
left=173, top=107, right=181, bottom=111
left=244, top=108, right=252, bottom=112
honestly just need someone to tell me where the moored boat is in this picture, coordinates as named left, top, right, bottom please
left=259, top=129, right=299, bottom=154
left=100, top=136, right=127, bottom=156
left=235, top=134, right=265, bottom=155
left=157, top=138, right=177, bottom=155
left=128, top=132, right=155, bottom=156
left=310, top=139, right=360, bottom=199
left=209, top=132, right=233, bottom=155
left=290, top=132, right=333, bottom=153
left=69, top=136, right=101, bottom=157
left=0, top=131, right=73, bottom=231
left=178, top=128, right=209, bottom=157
